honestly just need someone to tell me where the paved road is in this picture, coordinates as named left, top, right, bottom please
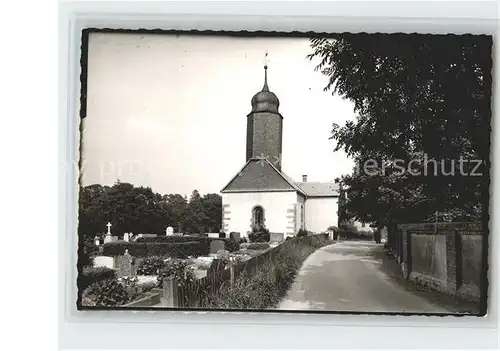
left=278, top=241, right=454, bottom=313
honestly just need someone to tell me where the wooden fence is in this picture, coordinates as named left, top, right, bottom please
left=162, top=234, right=329, bottom=308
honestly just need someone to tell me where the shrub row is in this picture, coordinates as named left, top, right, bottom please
left=247, top=243, right=270, bottom=251
left=133, top=236, right=239, bottom=253
left=102, top=241, right=207, bottom=258
left=335, top=229, right=372, bottom=240
left=79, top=266, right=116, bottom=290
left=135, top=236, right=196, bottom=243
left=201, top=235, right=331, bottom=309
left=81, top=276, right=157, bottom=307
left=248, top=228, right=270, bottom=243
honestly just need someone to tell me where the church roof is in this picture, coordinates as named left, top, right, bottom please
left=220, top=158, right=338, bottom=198
left=221, top=157, right=305, bottom=196
left=294, top=182, right=340, bottom=197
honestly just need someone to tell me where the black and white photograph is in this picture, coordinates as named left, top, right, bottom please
left=77, top=30, right=491, bottom=315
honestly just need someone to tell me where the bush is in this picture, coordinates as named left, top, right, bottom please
left=296, top=229, right=308, bottom=237
left=247, top=243, right=270, bottom=250
left=224, top=238, right=240, bottom=252
left=136, top=257, right=167, bottom=275
left=79, top=266, right=116, bottom=290
left=79, top=236, right=98, bottom=267
left=102, top=241, right=206, bottom=258
left=82, top=278, right=129, bottom=307
left=239, top=237, right=248, bottom=244
left=157, top=259, right=197, bottom=288
left=248, top=227, right=270, bottom=243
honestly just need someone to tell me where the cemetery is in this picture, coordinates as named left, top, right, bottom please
left=79, top=222, right=331, bottom=309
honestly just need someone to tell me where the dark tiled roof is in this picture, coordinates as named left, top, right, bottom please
left=221, top=158, right=297, bottom=193
left=294, top=182, right=340, bottom=197
left=221, top=158, right=337, bottom=198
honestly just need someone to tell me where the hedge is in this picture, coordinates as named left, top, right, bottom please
left=79, top=266, right=116, bottom=290
left=135, top=236, right=196, bottom=243
left=133, top=236, right=239, bottom=253
left=102, top=241, right=207, bottom=258
left=247, top=243, right=270, bottom=250
left=334, top=229, right=372, bottom=240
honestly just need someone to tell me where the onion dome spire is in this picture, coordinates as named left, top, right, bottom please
left=250, top=54, right=280, bottom=114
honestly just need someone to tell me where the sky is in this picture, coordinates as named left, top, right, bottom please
left=81, top=32, right=356, bottom=196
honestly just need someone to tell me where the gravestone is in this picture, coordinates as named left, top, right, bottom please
left=166, top=226, right=174, bottom=236
left=123, top=233, right=130, bottom=242
left=94, top=236, right=100, bottom=246
left=229, top=232, right=241, bottom=242
left=104, top=222, right=113, bottom=243
left=207, top=233, right=219, bottom=239
left=116, top=250, right=134, bottom=277
left=270, top=232, right=285, bottom=242
left=210, top=240, right=224, bottom=254
left=93, top=256, right=114, bottom=269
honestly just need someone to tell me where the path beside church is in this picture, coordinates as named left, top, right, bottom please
left=278, top=241, right=470, bottom=313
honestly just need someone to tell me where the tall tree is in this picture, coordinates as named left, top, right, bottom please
left=185, top=190, right=207, bottom=233
left=201, top=193, right=222, bottom=233
left=308, top=33, right=492, bottom=226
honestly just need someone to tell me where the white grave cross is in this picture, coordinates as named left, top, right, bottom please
left=106, top=222, right=112, bottom=235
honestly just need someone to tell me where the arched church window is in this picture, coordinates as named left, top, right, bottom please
left=252, top=206, right=265, bottom=230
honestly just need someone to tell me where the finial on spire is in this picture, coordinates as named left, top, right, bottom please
left=262, top=51, right=269, bottom=92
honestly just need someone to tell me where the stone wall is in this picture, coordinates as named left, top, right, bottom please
left=394, top=222, right=485, bottom=303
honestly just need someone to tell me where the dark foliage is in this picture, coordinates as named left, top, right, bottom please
left=78, top=182, right=222, bottom=239
left=296, top=229, right=309, bottom=237
left=135, top=236, right=196, bottom=243
left=79, top=236, right=97, bottom=267
left=102, top=241, right=206, bottom=258
left=136, top=257, right=167, bottom=275
left=79, top=266, right=116, bottom=290
left=82, top=279, right=129, bottom=307
left=248, top=227, right=270, bottom=243
left=133, top=235, right=239, bottom=253
left=247, top=243, right=270, bottom=250
left=308, top=34, right=491, bottom=227
left=157, top=259, right=196, bottom=288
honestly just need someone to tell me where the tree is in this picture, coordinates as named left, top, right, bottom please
left=163, top=193, right=188, bottom=232
left=308, top=33, right=491, bottom=226
left=185, top=190, right=207, bottom=233
left=201, top=193, right=222, bottom=233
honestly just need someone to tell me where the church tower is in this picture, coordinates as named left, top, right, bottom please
left=246, top=64, right=283, bottom=170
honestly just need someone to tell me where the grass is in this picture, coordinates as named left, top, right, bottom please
left=200, top=235, right=332, bottom=310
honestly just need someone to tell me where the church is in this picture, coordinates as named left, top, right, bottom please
left=220, top=64, right=340, bottom=238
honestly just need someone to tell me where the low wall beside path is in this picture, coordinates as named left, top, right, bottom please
left=391, top=222, right=485, bottom=304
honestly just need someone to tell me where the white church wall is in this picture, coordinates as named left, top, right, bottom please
left=222, top=191, right=298, bottom=238
left=304, top=197, right=339, bottom=233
